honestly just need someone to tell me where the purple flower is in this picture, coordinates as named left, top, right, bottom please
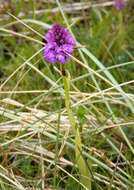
left=44, top=24, right=75, bottom=64
left=114, top=0, right=127, bottom=10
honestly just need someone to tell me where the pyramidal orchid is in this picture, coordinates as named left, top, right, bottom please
left=44, top=24, right=76, bottom=64
left=114, top=0, right=127, bottom=10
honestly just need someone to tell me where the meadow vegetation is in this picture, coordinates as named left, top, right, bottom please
left=0, top=0, right=134, bottom=189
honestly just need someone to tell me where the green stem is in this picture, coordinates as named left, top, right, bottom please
left=63, top=72, right=91, bottom=190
